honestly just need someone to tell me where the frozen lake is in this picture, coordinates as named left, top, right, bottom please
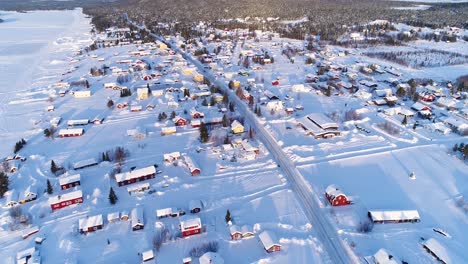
left=0, top=9, right=91, bottom=157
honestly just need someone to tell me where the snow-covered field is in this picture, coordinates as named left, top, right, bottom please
left=0, top=9, right=92, bottom=157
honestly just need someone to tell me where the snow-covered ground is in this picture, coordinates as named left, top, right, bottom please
left=0, top=9, right=92, bottom=157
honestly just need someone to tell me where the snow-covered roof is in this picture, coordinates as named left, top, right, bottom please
left=48, top=190, right=82, bottom=205
left=229, top=225, right=241, bottom=235
left=184, top=156, right=200, bottom=173
left=73, top=158, right=97, bottom=169
left=179, top=216, right=201, bottom=231
left=411, top=102, right=431, bottom=112
left=258, top=231, right=280, bottom=250
left=305, top=113, right=338, bottom=130
left=131, top=207, right=144, bottom=226
left=156, top=207, right=174, bottom=217
left=423, top=238, right=451, bottom=264
left=58, top=128, right=84, bottom=136
left=107, top=212, right=120, bottom=221
left=142, top=250, right=154, bottom=261
left=199, top=252, right=224, bottom=264
left=161, top=126, right=177, bottom=133
left=67, top=119, right=89, bottom=126
left=241, top=225, right=254, bottom=235
left=231, top=120, right=244, bottom=130
left=368, top=210, right=420, bottom=222
left=16, top=247, right=36, bottom=261
left=164, top=151, right=181, bottom=160
left=59, top=173, right=81, bottom=186
left=78, top=214, right=103, bottom=231
left=325, top=184, right=346, bottom=199
left=115, top=166, right=156, bottom=183
left=189, top=200, right=202, bottom=210
left=127, top=182, right=150, bottom=193
left=373, top=248, right=400, bottom=264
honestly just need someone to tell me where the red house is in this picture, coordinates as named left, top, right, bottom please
left=173, top=116, right=187, bottom=126
left=190, top=110, right=204, bottom=119
left=143, top=75, right=152, bottom=81
left=179, top=216, right=202, bottom=237
left=420, top=93, right=436, bottom=102
left=229, top=225, right=242, bottom=240
left=49, top=190, right=83, bottom=211
left=271, top=80, right=279, bottom=86
left=325, top=184, right=351, bottom=206
left=59, top=174, right=81, bottom=190
left=115, top=166, right=156, bottom=187
left=259, top=231, right=281, bottom=253
left=79, top=214, right=103, bottom=234
left=184, top=156, right=200, bottom=176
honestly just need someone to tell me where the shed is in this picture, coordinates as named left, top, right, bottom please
left=368, top=210, right=420, bottom=224
left=131, top=207, right=144, bottom=231
left=142, top=249, right=155, bottom=262
left=422, top=238, right=450, bottom=264
left=107, top=212, right=120, bottom=223
left=325, top=185, right=351, bottom=206
left=179, top=216, right=202, bottom=237
left=229, top=225, right=242, bottom=240
left=189, top=200, right=203, bottom=213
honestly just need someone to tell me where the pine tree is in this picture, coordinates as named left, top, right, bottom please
left=50, top=160, right=58, bottom=174
left=21, top=138, right=26, bottom=145
left=44, top=128, right=51, bottom=138
left=109, top=187, right=118, bottom=205
left=0, top=172, right=9, bottom=198
left=229, top=102, right=235, bottom=112
left=453, top=143, right=458, bottom=152
left=170, top=111, right=176, bottom=119
left=199, top=122, right=209, bottom=143
left=222, top=93, right=229, bottom=104
left=225, top=209, right=231, bottom=223
left=402, top=115, right=407, bottom=126
left=107, top=99, right=114, bottom=108
left=202, top=98, right=208, bottom=106
left=158, top=113, right=163, bottom=121
left=46, top=179, right=53, bottom=194
left=222, top=114, right=229, bottom=127
left=210, top=96, right=216, bottom=106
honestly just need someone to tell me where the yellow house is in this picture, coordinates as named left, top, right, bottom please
left=137, top=88, right=149, bottom=100
left=182, top=67, right=195, bottom=76
left=158, top=42, right=168, bottom=50
left=233, top=80, right=241, bottom=89
left=193, top=73, right=204, bottom=83
left=231, top=120, right=244, bottom=134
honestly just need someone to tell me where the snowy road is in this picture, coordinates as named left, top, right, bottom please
left=128, top=19, right=359, bottom=263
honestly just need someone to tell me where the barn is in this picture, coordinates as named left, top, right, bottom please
left=19, top=186, right=37, bottom=204
left=59, top=174, right=81, bottom=190
left=49, top=190, right=83, bottom=211
left=179, top=216, right=202, bottom=237
left=325, top=184, right=351, bottom=206
left=79, top=214, right=103, bottom=234
left=258, top=231, right=281, bottom=253
left=131, top=207, right=144, bottom=231
left=58, top=128, right=84, bottom=138
left=115, top=166, right=156, bottom=186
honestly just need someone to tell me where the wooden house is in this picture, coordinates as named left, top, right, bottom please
left=161, top=126, right=177, bottom=135
left=131, top=207, right=144, bottom=231
left=74, top=90, right=91, bottom=98
left=241, top=225, right=255, bottom=238
left=164, top=152, right=181, bottom=162
left=73, top=158, right=98, bottom=170
left=179, top=216, right=202, bottom=237
left=59, top=174, right=81, bottom=190
left=58, top=128, right=84, bottom=138
left=19, top=186, right=37, bottom=204
left=49, top=190, right=83, bottom=211
left=121, top=211, right=129, bottom=221
left=258, top=231, right=281, bottom=253
left=325, top=184, right=351, bottom=206
left=115, top=166, right=156, bottom=187
left=79, top=214, right=103, bottom=234
left=184, top=156, right=201, bottom=176
left=107, top=212, right=120, bottom=223
left=142, top=250, right=155, bottom=263
left=229, top=225, right=242, bottom=240
left=173, top=116, right=187, bottom=126
left=231, top=120, right=244, bottom=134
left=368, top=210, right=420, bottom=224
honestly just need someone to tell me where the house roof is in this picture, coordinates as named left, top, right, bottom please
left=258, top=231, right=280, bottom=250
left=73, top=158, right=97, bottom=169
left=184, top=156, right=200, bottom=173
left=199, top=252, right=224, bottom=264
left=373, top=248, right=400, bottom=264
left=163, top=151, right=181, bottom=160
left=229, top=225, right=241, bottom=235
left=411, top=102, right=431, bottom=112
left=131, top=207, right=144, bottom=226
left=58, top=128, right=84, bottom=135
left=179, top=216, right=201, bottom=230
left=78, top=214, right=103, bottom=230
left=48, top=190, right=82, bottom=205
left=107, top=212, right=120, bottom=221
left=59, top=174, right=81, bottom=186
left=368, top=210, right=420, bottom=222
left=115, top=166, right=156, bottom=183
left=241, top=225, right=254, bottom=235
left=189, top=200, right=202, bottom=210
left=423, top=238, right=451, bottom=264
left=142, top=250, right=154, bottom=261
left=325, top=184, right=346, bottom=200
left=156, top=207, right=175, bottom=217
left=231, top=120, right=244, bottom=130
left=306, top=113, right=338, bottom=130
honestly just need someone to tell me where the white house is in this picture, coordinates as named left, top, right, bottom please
left=74, top=90, right=91, bottom=98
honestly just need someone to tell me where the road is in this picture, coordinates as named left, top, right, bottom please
left=127, top=17, right=358, bottom=263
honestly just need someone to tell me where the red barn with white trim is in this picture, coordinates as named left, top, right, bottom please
left=49, top=190, right=83, bottom=211
left=59, top=174, right=81, bottom=190
left=180, top=216, right=202, bottom=237
left=325, top=184, right=351, bottom=206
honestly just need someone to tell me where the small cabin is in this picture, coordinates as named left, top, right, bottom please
left=131, top=207, right=144, bottom=231
left=179, top=216, right=202, bottom=237
left=258, top=231, right=281, bottom=253
left=325, top=184, right=351, bottom=206
left=229, top=225, right=242, bottom=240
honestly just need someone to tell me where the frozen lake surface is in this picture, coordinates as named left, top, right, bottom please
left=0, top=9, right=92, bottom=157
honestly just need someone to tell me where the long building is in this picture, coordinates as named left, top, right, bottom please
left=115, top=166, right=156, bottom=186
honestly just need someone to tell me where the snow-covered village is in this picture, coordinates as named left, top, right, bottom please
left=0, top=1, right=467, bottom=263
